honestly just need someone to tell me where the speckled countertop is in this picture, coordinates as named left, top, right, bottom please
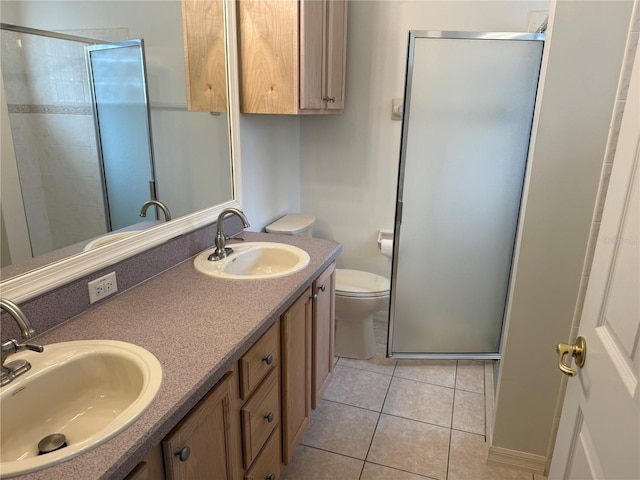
left=10, top=232, right=341, bottom=480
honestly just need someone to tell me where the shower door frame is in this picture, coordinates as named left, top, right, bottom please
left=388, top=30, right=545, bottom=360
left=86, top=39, right=159, bottom=231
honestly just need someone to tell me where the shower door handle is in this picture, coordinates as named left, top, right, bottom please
left=556, top=336, right=586, bottom=377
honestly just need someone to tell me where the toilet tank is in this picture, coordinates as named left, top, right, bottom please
left=265, top=214, right=316, bottom=237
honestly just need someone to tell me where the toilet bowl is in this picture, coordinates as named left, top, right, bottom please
left=334, top=269, right=390, bottom=360
left=264, top=214, right=391, bottom=360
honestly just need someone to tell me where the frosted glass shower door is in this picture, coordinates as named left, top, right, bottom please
left=389, top=32, right=544, bottom=357
left=87, top=40, right=156, bottom=231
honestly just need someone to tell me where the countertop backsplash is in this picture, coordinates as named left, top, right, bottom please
left=0, top=215, right=245, bottom=343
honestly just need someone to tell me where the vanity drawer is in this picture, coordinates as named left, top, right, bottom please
left=239, top=321, right=279, bottom=399
left=241, top=368, right=279, bottom=468
left=244, top=426, right=281, bottom=480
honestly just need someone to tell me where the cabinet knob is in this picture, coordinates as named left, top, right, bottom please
left=262, top=354, right=273, bottom=365
left=174, top=446, right=191, bottom=462
left=311, top=293, right=318, bottom=301
left=264, top=412, right=275, bottom=423
left=266, top=475, right=276, bottom=480
left=323, top=96, right=336, bottom=103
left=318, top=284, right=326, bottom=292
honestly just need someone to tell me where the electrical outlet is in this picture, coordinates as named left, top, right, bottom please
left=88, top=272, right=118, bottom=304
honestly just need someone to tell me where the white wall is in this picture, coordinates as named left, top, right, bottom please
left=240, top=114, right=301, bottom=229
left=300, top=0, right=548, bottom=276
left=491, top=0, right=634, bottom=465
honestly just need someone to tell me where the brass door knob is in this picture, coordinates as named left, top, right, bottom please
left=556, top=336, right=587, bottom=377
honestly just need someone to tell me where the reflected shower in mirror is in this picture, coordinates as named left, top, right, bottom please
left=0, top=0, right=233, bottom=278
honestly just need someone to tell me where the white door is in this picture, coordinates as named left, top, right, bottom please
left=548, top=46, right=640, bottom=479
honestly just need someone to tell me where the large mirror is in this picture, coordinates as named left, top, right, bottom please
left=0, top=0, right=241, bottom=301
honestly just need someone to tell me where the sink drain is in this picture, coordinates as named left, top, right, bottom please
left=38, top=433, right=67, bottom=455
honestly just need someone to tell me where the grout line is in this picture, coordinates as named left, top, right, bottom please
left=319, top=397, right=385, bottom=415
left=297, top=444, right=366, bottom=463
left=392, top=372, right=457, bottom=391
left=446, top=360, right=458, bottom=480
left=379, top=411, right=452, bottom=431
left=361, top=364, right=394, bottom=469
left=445, top=423, right=453, bottom=480
left=365, top=459, right=440, bottom=479
left=333, top=362, right=394, bottom=378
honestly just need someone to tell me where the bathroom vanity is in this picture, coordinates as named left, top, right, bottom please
left=7, top=233, right=340, bottom=480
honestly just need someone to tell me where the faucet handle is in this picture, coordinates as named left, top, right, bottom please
left=2, top=340, right=43, bottom=361
left=21, top=343, right=44, bottom=353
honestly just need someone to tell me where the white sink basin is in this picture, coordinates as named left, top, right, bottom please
left=193, top=242, right=310, bottom=280
left=83, top=231, right=141, bottom=251
left=0, top=340, right=162, bottom=478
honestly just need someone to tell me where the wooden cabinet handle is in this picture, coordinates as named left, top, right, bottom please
left=262, top=354, right=273, bottom=365
left=174, top=446, right=191, bottom=462
left=264, top=412, right=275, bottom=423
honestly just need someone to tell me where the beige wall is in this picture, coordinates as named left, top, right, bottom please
left=491, top=0, right=635, bottom=467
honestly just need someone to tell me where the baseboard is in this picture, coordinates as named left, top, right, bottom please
left=487, top=445, right=547, bottom=475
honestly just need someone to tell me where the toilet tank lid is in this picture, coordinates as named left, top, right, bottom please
left=265, top=214, right=316, bottom=235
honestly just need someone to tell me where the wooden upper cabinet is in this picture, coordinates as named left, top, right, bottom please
left=182, top=0, right=228, bottom=112
left=238, top=0, right=348, bottom=114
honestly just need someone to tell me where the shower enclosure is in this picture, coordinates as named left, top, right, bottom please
left=1, top=24, right=157, bottom=258
left=389, top=31, right=544, bottom=359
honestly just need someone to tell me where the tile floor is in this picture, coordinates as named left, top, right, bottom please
left=280, top=319, right=547, bottom=480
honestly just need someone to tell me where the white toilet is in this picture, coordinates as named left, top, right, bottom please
left=334, top=269, right=390, bottom=359
left=265, top=214, right=391, bottom=360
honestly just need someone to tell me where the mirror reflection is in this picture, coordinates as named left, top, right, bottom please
left=0, top=0, right=233, bottom=277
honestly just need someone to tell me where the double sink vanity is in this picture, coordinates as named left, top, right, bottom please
left=0, top=231, right=341, bottom=480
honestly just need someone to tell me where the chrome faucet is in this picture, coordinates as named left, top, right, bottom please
left=208, top=208, right=250, bottom=261
left=140, top=200, right=172, bottom=222
left=1, top=299, right=44, bottom=387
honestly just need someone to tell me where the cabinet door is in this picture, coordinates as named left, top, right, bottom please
left=124, top=444, right=165, bottom=480
left=324, top=0, right=347, bottom=110
left=163, top=371, right=238, bottom=480
left=300, top=0, right=348, bottom=112
left=181, top=0, right=228, bottom=112
left=312, top=262, right=336, bottom=409
left=299, top=0, right=325, bottom=110
left=237, top=0, right=299, bottom=114
left=280, top=287, right=312, bottom=464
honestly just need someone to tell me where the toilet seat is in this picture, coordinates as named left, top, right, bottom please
left=335, top=269, right=390, bottom=298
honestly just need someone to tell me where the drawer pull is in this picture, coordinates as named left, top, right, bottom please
left=174, top=446, right=191, bottom=462
left=264, top=412, right=275, bottom=423
left=262, top=354, right=273, bottom=365
left=266, top=475, right=276, bottom=480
